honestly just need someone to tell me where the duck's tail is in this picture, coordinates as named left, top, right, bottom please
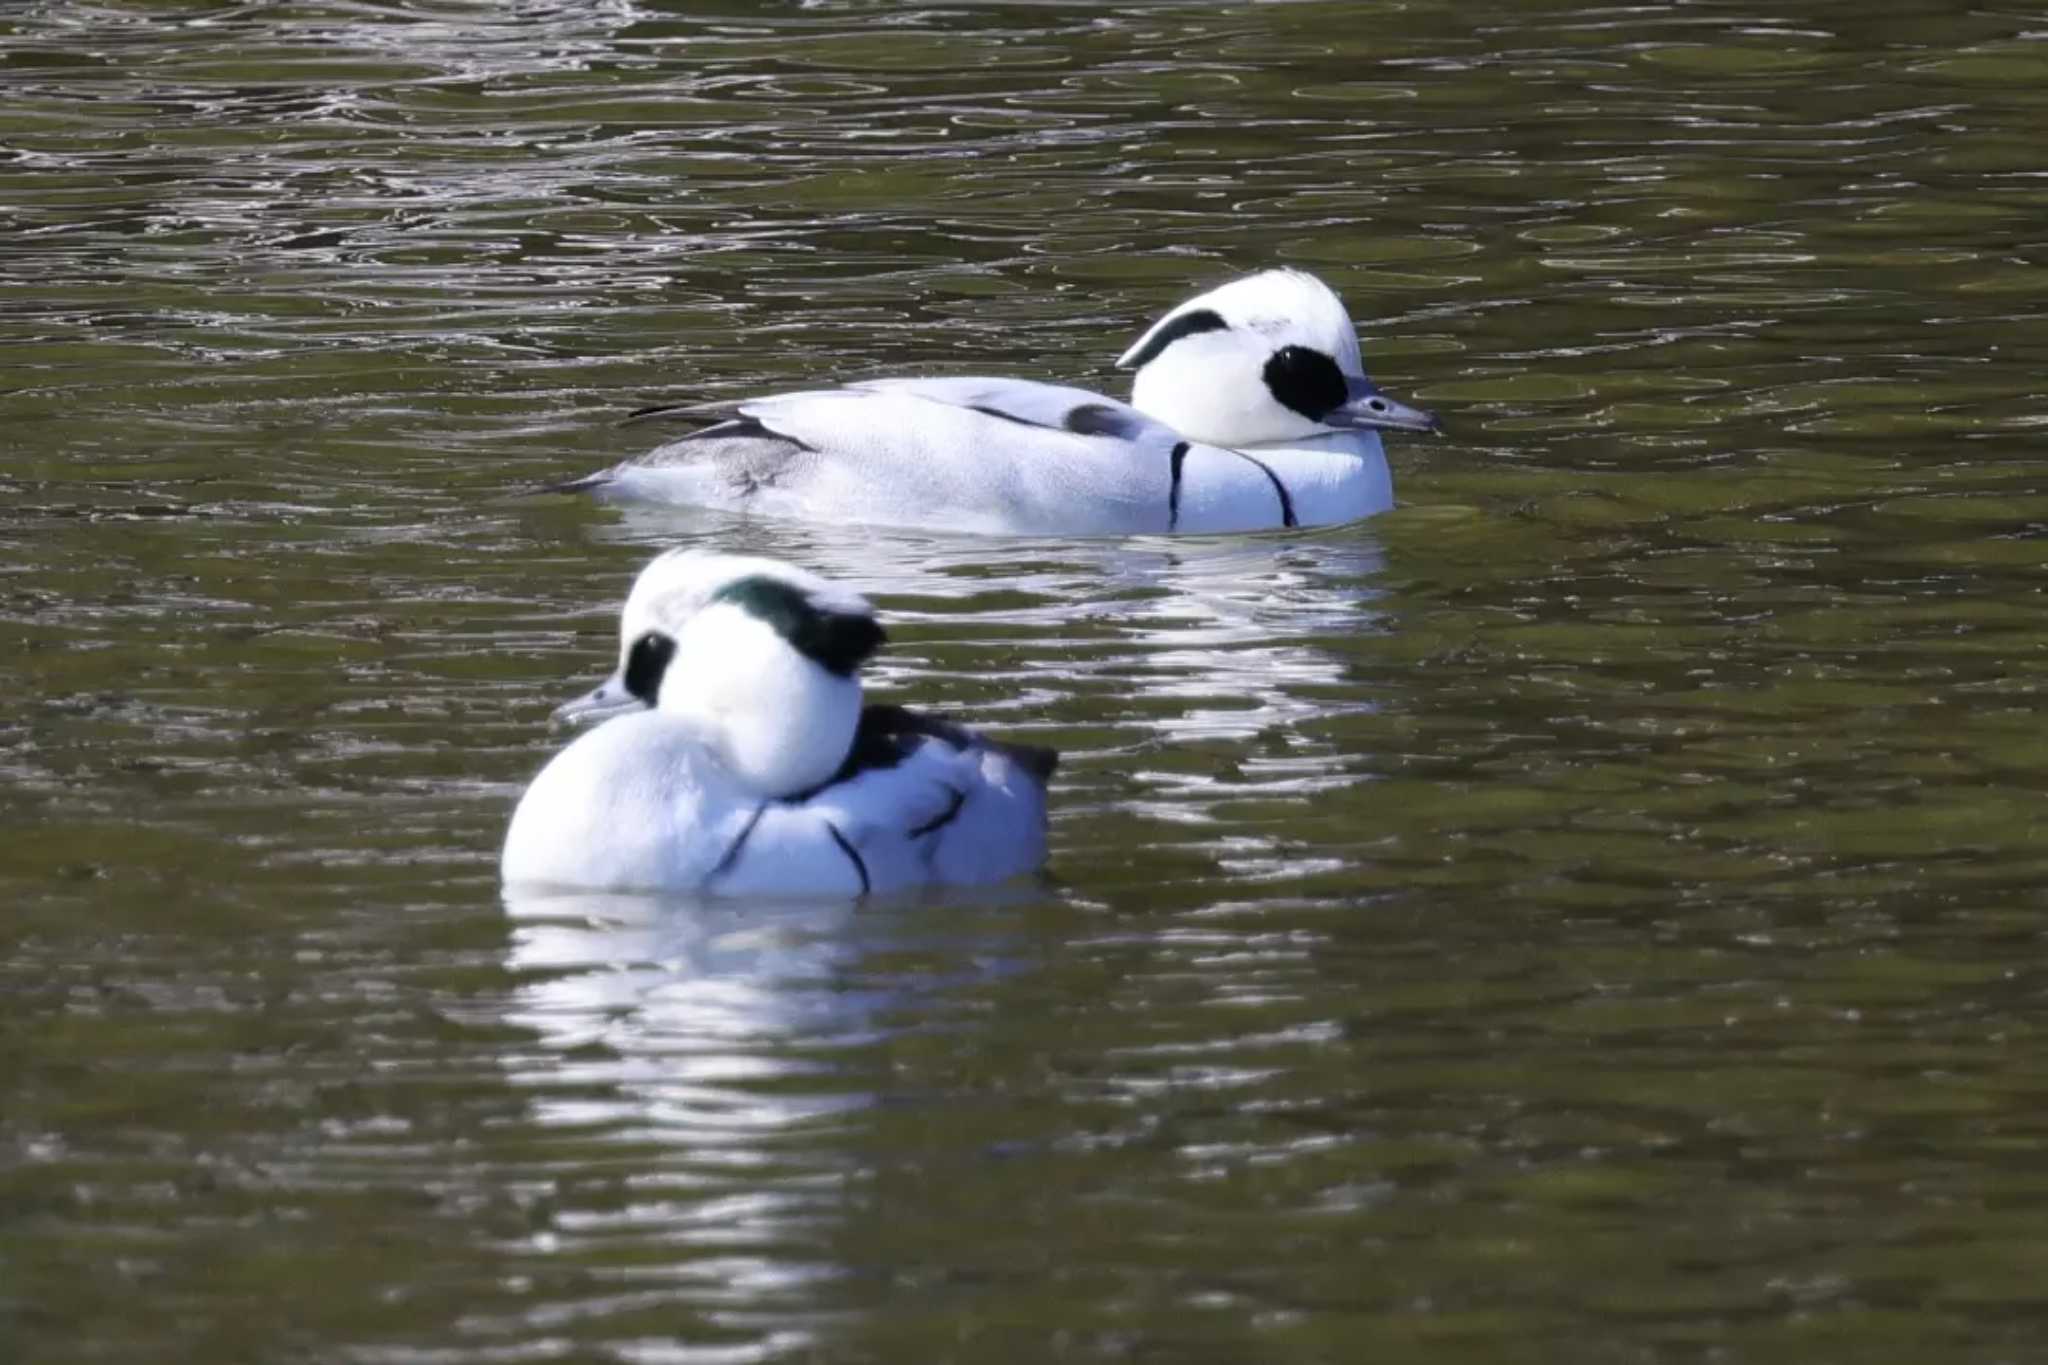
left=526, top=468, right=615, bottom=497
left=992, top=737, right=1059, bottom=784
left=621, top=400, right=719, bottom=428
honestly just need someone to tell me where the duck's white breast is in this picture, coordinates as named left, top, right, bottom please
left=502, top=713, right=742, bottom=892
left=502, top=713, right=876, bottom=897
left=1244, top=431, right=1393, bottom=526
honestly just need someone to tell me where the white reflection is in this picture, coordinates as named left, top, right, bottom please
left=504, top=888, right=874, bottom=1133
left=501, top=881, right=1043, bottom=1130
left=591, top=504, right=1389, bottom=819
left=495, top=887, right=893, bottom=1356
left=498, top=887, right=875, bottom=1347
left=591, top=501, right=1384, bottom=617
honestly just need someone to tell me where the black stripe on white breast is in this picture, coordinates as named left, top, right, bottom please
left=1167, top=441, right=1189, bottom=531
left=1219, top=449, right=1297, bottom=528
left=703, top=803, right=769, bottom=889
left=824, top=822, right=871, bottom=895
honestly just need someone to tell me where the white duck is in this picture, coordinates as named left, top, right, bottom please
left=501, top=549, right=1056, bottom=897
left=549, top=269, right=1438, bottom=536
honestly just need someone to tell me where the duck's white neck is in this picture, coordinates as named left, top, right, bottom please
left=705, top=668, right=861, bottom=798
left=660, top=607, right=864, bottom=799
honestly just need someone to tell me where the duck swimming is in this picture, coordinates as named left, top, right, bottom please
left=549, top=269, right=1439, bottom=536
left=501, top=549, right=1057, bottom=896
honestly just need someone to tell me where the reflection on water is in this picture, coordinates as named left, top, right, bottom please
left=599, top=501, right=1385, bottom=716
left=594, top=505, right=1392, bottom=853
left=497, top=885, right=1046, bottom=1355
left=507, top=890, right=867, bottom=1066
left=502, top=891, right=868, bottom=1346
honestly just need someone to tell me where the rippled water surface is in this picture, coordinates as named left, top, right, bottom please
left=7, top=1, right=2048, bottom=1360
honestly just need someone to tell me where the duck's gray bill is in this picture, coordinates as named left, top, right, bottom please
left=551, top=670, right=641, bottom=728
left=1329, top=376, right=1442, bottom=435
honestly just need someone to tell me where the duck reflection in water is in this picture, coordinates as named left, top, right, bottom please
left=497, top=884, right=1043, bottom=1328
left=584, top=505, right=1391, bottom=825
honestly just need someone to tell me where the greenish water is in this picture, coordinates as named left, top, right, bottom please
left=7, top=1, right=2048, bottom=1360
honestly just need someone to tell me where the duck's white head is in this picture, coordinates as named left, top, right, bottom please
left=1118, top=268, right=1439, bottom=448
left=553, top=549, right=881, bottom=799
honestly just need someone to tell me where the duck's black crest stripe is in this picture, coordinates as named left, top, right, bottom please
left=1167, top=441, right=1189, bottom=532
left=1121, top=307, right=1228, bottom=371
left=907, top=786, right=968, bottom=839
left=1225, top=449, right=1298, bottom=529
left=825, top=821, right=870, bottom=896
left=712, top=574, right=885, bottom=677
left=704, top=803, right=769, bottom=888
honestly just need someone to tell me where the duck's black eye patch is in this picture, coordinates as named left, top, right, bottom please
left=1121, top=307, right=1229, bottom=371
left=1262, top=345, right=1348, bottom=422
left=713, top=575, right=885, bottom=678
left=623, top=630, right=677, bottom=704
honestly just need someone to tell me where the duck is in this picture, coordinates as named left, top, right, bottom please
left=547, top=269, right=1439, bottom=536
left=500, top=548, right=1057, bottom=897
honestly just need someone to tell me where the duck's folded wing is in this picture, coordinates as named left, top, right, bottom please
left=736, top=379, right=1176, bottom=456
left=631, top=383, right=1180, bottom=534
left=847, top=377, right=1162, bottom=442
left=803, top=705, right=1056, bottom=892
left=624, top=378, right=1166, bottom=454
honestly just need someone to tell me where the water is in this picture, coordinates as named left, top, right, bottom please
left=6, top=1, right=2048, bottom=1359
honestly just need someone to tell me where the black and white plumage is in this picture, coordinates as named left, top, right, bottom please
left=549, top=270, right=1439, bottom=536
left=500, top=550, right=1056, bottom=897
